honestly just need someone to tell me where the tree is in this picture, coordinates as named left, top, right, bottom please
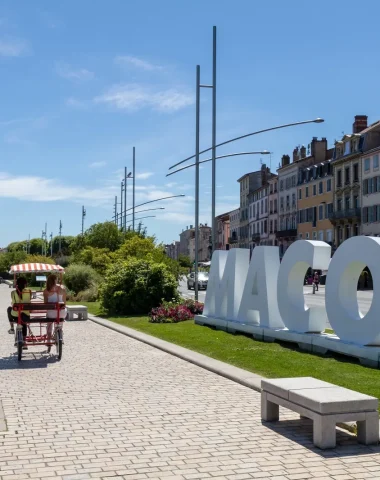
left=29, top=238, right=46, bottom=255
left=99, top=258, right=178, bottom=315
left=72, top=247, right=114, bottom=275
left=83, top=222, right=122, bottom=251
left=0, top=250, right=27, bottom=273
left=51, top=236, right=75, bottom=255
left=178, top=255, right=191, bottom=268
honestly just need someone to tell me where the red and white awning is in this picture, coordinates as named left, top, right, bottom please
left=10, top=263, right=65, bottom=274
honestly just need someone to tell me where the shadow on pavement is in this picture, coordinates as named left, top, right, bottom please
left=263, top=418, right=380, bottom=457
left=0, top=351, right=59, bottom=369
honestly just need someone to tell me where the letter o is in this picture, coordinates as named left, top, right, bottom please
left=325, top=236, right=380, bottom=345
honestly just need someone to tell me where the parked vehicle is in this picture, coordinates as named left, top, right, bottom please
left=187, top=271, right=208, bottom=290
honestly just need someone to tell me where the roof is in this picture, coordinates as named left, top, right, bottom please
left=10, top=263, right=65, bottom=274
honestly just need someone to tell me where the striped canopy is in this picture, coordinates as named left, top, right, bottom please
left=10, top=263, right=65, bottom=274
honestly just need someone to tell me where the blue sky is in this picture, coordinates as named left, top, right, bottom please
left=1, top=0, right=380, bottom=247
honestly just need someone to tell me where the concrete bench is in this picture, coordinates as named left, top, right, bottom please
left=66, top=305, right=88, bottom=321
left=261, top=377, right=379, bottom=449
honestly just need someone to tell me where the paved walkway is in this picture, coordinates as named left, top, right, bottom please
left=0, top=285, right=380, bottom=480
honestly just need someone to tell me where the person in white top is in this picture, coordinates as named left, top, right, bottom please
left=43, top=274, right=67, bottom=340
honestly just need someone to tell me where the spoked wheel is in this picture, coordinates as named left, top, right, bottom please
left=56, top=329, right=63, bottom=361
left=16, top=331, right=23, bottom=361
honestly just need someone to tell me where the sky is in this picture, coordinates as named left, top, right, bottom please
left=1, top=0, right=380, bottom=247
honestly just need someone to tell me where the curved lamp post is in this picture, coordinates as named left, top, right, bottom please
left=166, top=151, right=270, bottom=177
left=125, top=207, right=165, bottom=217
left=168, top=117, right=324, bottom=301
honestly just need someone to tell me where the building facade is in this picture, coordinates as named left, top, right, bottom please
left=215, top=212, right=231, bottom=250
left=188, top=224, right=212, bottom=263
left=268, top=176, right=278, bottom=246
left=248, top=184, right=269, bottom=253
left=362, top=146, right=380, bottom=236
left=179, top=225, right=194, bottom=257
left=297, top=153, right=334, bottom=244
left=165, top=241, right=180, bottom=260
left=330, top=116, right=380, bottom=246
left=229, top=208, right=240, bottom=248
left=277, top=153, right=298, bottom=257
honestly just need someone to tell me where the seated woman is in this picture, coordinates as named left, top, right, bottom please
left=7, top=277, right=31, bottom=349
left=43, top=274, right=67, bottom=340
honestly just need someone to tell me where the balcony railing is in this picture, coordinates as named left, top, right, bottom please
left=328, top=208, right=361, bottom=221
left=228, top=236, right=239, bottom=244
left=252, top=234, right=260, bottom=242
left=276, top=229, right=297, bottom=238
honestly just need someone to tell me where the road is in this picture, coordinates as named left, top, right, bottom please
left=179, top=277, right=373, bottom=318
left=1, top=283, right=380, bottom=479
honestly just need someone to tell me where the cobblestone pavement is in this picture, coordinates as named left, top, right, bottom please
left=0, top=285, right=380, bottom=480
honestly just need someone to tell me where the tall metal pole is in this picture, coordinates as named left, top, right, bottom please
left=120, top=181, right=123, bottom=230
left=124, top=166, right=127, bottom=230
left=195, top=65, right=200, bottom=302
left=82, top=206, right=86, bottom=235
left=45, top=223, right=47, bottom=256
left=114, top=197, right=118, bottom=226
left=59, top=220, right=62, bottom=253
left=50, top=233, right=53, bottom=257
left=211, top=25, right=217, bottom=257
left=133, top=147, right=136, bottom=231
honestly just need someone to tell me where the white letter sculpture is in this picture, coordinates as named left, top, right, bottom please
left=203, top=248, right=249, bottom=321
left=326, top=236, right=380, bottom=346
left=237, top=246, right=284, bottom=328
left=277, top=240, right=331, bottom=333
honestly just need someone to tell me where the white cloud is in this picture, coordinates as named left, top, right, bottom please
left=56, top=63, right=94, bottom=82
left=65, top=97, right=87, bottom=109
left=165, top=182, right=177, bottom=188
left=114, top=55, right=163, bottom=72
left=94, top=84, right=193, bottom=113
left=0, top=172, right=115, bottom=206
left=89, top=161, right=107, bottom=168
left=135, top=172, right=154, bottom=180
left=0, top=37, right=29, bottom=57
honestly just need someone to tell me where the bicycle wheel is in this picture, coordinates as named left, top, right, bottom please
left=17, top=330, right=23, bottom=361
left=56, top=329, right=63, bottom=361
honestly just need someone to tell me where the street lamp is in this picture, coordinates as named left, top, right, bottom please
left=166, top=151, right=270, bottom=177
left=125, top=215, right=156, bottom=224
left=125, top=194, right=186, bottom=213
left=125, top=207, right=165, bottom=217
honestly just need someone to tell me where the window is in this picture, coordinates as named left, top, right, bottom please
left=354, top=195, right=359, bottom=209
left=264, top=220, right=267, bottom=234
left=298, top=189, right=302, bottom=200
left=280, top=180, right=284, bottom=191
left=313, top=184, right=317, bottom=196
left=280, top=197, right=284, bottom=209
left=286, top=195, right=290, bottom=207
left=319, top=181, right=323, bottom=194
left=337, top=198, right=342, bottom=211
left=363, top=179, right=368, bottom=195
left=274, top=219, right=277, bottom=232
left=363, top=207, right=368, bottom=223
left=274, top=182, right=277, bottom=192
left=345, top=167, right=350, bottom=184
left=374, top=155, right=379, bottom=170
left=327, top=179, right=332, bottom=192
left=319, top=205, right=324, bottom=220
left=318, top=231, right=324, bottom=241
left=270, top=200, right=273, bottom=214
left=354, top=163, right=359, bottom=181
left=299, top=233, right=303, bottom=239
left=306, top=186, right=309, bottom=198
left=354, top=224, right=359, bottom=236
left=270, top=220, right=273, bottom=233
left=261, top=200, right=263, bottom=214
left=345, top=196, right=350, bottom=210
left=292, top=193, right=296, bottom=206
left=344, top=141, right=351, bottom=155
left=326, top=230, right=332, bottom=242
left=265, top=199, right=268, bottom=213
left=306, top=232, right=310, bottom=239
left=292, top=176, right=296, bottom=187
left=274, top=199, right=277, bottom=212
left=337, top=170, right=342, bottom=187
left=365, top=158, right=370, bottom=172
left=345, top=224, right=350, bottom=239
left=270, top=184, right=273, bottom=194
left=369, top=206, right=374, bottom=223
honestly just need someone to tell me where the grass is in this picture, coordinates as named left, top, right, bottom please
left=69, top=301, right=380, bottom=405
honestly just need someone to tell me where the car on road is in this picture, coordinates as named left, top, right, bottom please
left=187, top=271, right=208, bottom=290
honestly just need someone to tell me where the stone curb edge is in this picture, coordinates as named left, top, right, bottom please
left=88, top=315, right=371, bottom=435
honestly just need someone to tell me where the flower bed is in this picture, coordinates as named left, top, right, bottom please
left=149, top=298, right=204, bottom=323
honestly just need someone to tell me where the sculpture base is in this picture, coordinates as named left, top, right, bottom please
left=194, top=315, right=380, bottom=368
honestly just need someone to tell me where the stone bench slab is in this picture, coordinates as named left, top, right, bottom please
left=66, top=305, right=88, bottom=321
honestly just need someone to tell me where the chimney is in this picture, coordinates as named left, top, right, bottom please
left=311, top=137, right=328, bottom=161
left=281, top=154, right=290, bottom=167
left=353, top=115, right=368, bottom=134
left=300, top=145, right=306, bottom=158
left=293, top=147, right=299, bottom=163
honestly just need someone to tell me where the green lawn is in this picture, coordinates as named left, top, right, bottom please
left=71, top=301, right=380, bottom=404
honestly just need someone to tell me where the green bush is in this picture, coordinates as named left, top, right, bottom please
left=75, top=284, right=99, bottom=302
left=99, top=258, right=178, bottom=315
left=63, top=264, right=100, bottom=294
